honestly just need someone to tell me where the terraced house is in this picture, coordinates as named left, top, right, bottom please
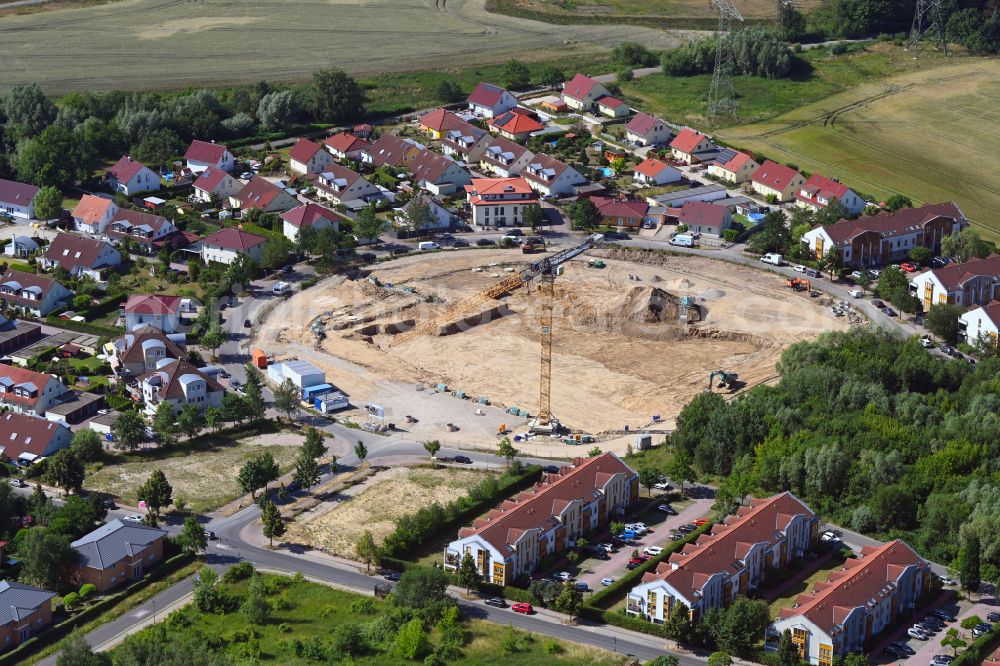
left=627, top=493, right=818, bottom=624
left=0, top=365, right=68, bottom=416
left=771, top=540, right=930, bottom=665
left=71, top=519, right=168, bottom=593
left=909, top=253, right=1000, bottom=309
left=0, top=269, right=73, bottom=317
left=0, top=581, right=55, bottom=652
left=443, top=453, right=638, bottom=586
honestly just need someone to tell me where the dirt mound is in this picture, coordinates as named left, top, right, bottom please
left=561, top=286, right=684, bottom=340
left=621, top=286, right=680, bottom=323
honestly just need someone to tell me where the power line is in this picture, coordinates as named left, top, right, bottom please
left=707, top=0, right=743, bottom=123
left=908, top=0, right=948, bottom=56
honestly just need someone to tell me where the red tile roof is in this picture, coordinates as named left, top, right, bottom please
left=0, top=365, right=58, bottom=410
left=678, top=201, right=728, bottom=231
left=796, top=174, right=850, bottom=203
left=288, top=138, right=324, bottom=164
left=410, top=150, right=463, bottom=184
left=185, top=140, right=228, bottom=164
left=139, top=359, right=224, bottom=401
left=0, top=413, right=69, bottom=458
left=419, top=108, right=467, bottom=133
left=625, top=113, right=666, bottom=137
left=456, top=453, right=636, bottom=554
left=233, top=176, right=284, bottom=210
left=364, top=134, right=417, bottom=167
left=468, top=82, right=511, bottom=108
left=563, top=73, right=604, bottom=102
left=281, top=203, right=338, bottom=229
left=107, top=156, right=148, bottom=184
left=124, top=294, right=181, bottom=315
left=192, top=166, right=231, bottom=193
left=595, top=95, right=625, bottom=109
left=71, top=195, right=115, bottom=226
left=917, top=253, right=1000, bottom=291
left=712, top=151, right=754, bottom=173
left=200, top=228, right=267, bottom=252
left=777, top=540, right=928, bottom=636
left=671, top=128, right=708, bottom=155
left=488, top=110, right=544, bottom=135
left=464, top=177, right=538, bottom=206
left=641, top=493, right=816, bottom=600
left=822, top=202, right=966, bottom=246
left=634, top=158, right=672, bottom=178
left=593, top=196, right=648, bottom=218
left=751, top=160, right=802, bottom=190
left=324, top=132, right=370, bottom=155
left=0, top=178, right=39, bottom=206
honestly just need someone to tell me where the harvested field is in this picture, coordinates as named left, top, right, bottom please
left=257, top=248, right=847, bottom=435
left=0, top=0, right=687, bottom=93
left=86, top=433, right=303, bottom=513
left=719, top=57, right=1000, bottom=242
left=285, top=466, right=486, bottom=556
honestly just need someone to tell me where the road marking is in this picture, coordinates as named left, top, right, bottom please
left=133, top=609, right=150, bottom=619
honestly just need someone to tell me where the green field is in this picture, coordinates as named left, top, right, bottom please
left=0, top=0, right=684, bottom=94
left=719, top=56, right=1000, bottom=242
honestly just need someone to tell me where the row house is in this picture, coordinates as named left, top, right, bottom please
left=468, top=82, right=518, bottom=118
left=184, top=139, right=235, bottom=174
left=360, top=134, right=423, bottom=168
left=707, top=150, right=759, bottom=184
left=324, top=132, right=372, bottom=162
left=315, top=165, right=380, bottom=206
left=441, top=123, right=491, bottom=164
left=0, top=365, right=68, bottom=417
left=464, top=177, right=538, bottom=228
left=106, top=156, right=160, bottom=196
left=751, top=161, right=806, bottom=203
left=40, top=233, right=121, bottom=281
left=0, top=413, right=72, bottom=464
left=771, top=540, right=930, bottom=665
left=0, top=178, right=40, bottom=220
left=106, top=324, right=187, bottom=377
left=801, top=202, right=968, bottom=269
left=479, top=137, right=534, bottom=178
left=627, top=493, right=818, bottom=625
left=0, top=269, right=73, bottom=317
left=138, top=358, right=224, bottom=416
left=408, top=150, right=471, bottom=196
left=289, top=138, right=335, bottom=175
left=909, top=253, right=1000, bottom=309
left=192, top=166, right=242, bottom=204
left=960, top=301, right=1000, bottom=348
left=105, top=208, right=180, bottom=253
left=0, top=581, right=55, bottom=652
left=625, top=113, right=672, bottom=147
left=229, top=176, right=299, bottom=213
left=71, top=519, right=168, bottom=593
left=418, top=108, right=470, bottom=140
left=444, top=453, right=638, bottom=586
left=795, top=174, right=865, bottom=216
left=281, top=202, right=340, bottom=243
left=522, top=153, right=587, bottom=198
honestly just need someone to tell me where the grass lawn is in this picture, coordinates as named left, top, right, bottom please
left=4, top=260, right=34, bottom=273
left=765, top=549, right=849, bottom=617
left=68, top=356, right=106, bottom=374
left=113, top=573, right=628, bottom=665
left=118, top=264, right=203, bottom=301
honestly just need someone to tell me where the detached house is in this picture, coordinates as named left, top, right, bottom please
left=468, top=82, right=518, bottom=118
left=441, top=123, right=491, bottom=164
left=627, top=493, right=818, bottom=625
left=479, top=138, right=534, bottom=178
left=909, top=253, right=1000, bottom=309
left=464, top=177, right=538, bottom=227
left=3, top=236, right=39, bottom=259
left=418, top=108, right=469, bottom=140
left=106, top=156, right=160, bottom=196
left=444, top=453, right=638, bottom=586
left=361, top=134, right=423, bottom=167
left=625, top=113, right=672, bottom=147
left=593, top=196, right=650, bottom=230
left=561, top=74, right=611, bottom=113
left=670, top=128, right=717, bottom=165
left=409, top=150, right=471, bottom=196
left=107, top=325, right=187, bottom=377
left=395, top=196, right=452, bottom=232
left=800, top=202, right=967, bottom=269
left=771, top=540, right=929, bottom=665
left=633, top=158, right=683, bottom=186
left=282, top=203, right=340, bottom=243
left=324, top=132, right=371, bottom=162
left=0, top=581, right=56, bottom=652
left=0, top=270, right=73, bottom=317
left=795, top=174, right=864, bottom=216
left=595, top=95, right=629, bottom=118
left=708, top=150, right=759, bottom=184
left=184, top=140, right=235, bottom=174
left=0, top=413, right=72, bottom=463
left=230, top=176, right=299, bottom=213
left=522, top=154, right=587, bottom=198
left=199, top=228, right=267, bottom=266
left=677, top=201, right=732, bottom=238
left=488, top=109, right=544, bottom=141
left=105, top=209, right=180, bottom=253
left=288, top=138, right=335, bottom=175
left=0, top=365, right=67, bottom=416
left=192, top=166, right=242, bottom=204
left=71, top=520, right=168, bottom=593
left=315, top=165, right=380, bottom=206
left=751, top=161, right=806, bottom=202
left=41, top=234, right=121, bottom=281
left=71, top=195, right=118, bottom=235
left=0, top=178, right=40, bottom=220
left=960, top=301, right=1000, bottom=348
left=139, top=359, right=224, bottom=415
left=123, top=294, right=183, bottom=333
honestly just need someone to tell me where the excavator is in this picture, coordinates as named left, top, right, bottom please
left=706, top=369, right=739, bottom=392
left=784, top=277, right=811, bottom=294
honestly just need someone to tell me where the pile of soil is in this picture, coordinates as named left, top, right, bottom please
left=621, top=286, right=680, bottom=323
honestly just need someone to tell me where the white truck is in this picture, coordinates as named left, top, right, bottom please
left=669, top=234, right=694, bottom=248
left=760, top=253, right=784, bottom=266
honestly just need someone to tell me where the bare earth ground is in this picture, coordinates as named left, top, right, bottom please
left=0, top=0, right=687, bottom=93
left=85, top=433, right=304, bottom=512
left=284, top=466, right=486, bottom=556
left=257, top=249, right=846, bottom=436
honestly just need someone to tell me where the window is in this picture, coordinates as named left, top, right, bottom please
left=818, top=644, right=833, bottom=666
left=792, top=628, right=808, bottom=659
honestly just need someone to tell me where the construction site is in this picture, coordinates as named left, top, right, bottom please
left=255, top=246, right=848, bottom=445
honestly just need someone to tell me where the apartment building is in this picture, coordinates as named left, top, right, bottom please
left=464, top=177, right=539, bottom=227
left=909, top=254, right=1000, bottom=309
left=138, top=358, right=224, bottom=415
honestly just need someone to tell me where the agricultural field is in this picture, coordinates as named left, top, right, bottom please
left=486, top=0, right=818, bottom=26
left=85, top=432, right=303, bottom=512
left=0, top=0, right=685, bottom=94
left=720, top=57, right=1000, bottom=242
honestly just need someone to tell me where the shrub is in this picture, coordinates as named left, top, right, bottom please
left=78, top=583, right=97, bottom=600
left=350, top=597, right=376, bottom=615
left=223, top=561, right=256, bottom=583
left=62, top=592, right=80, bottom=610
left=394, top=619, right=431, bottom=660
left=543, top=639, right=564, bottom=654
left=278, top=622, right=292, bottom=633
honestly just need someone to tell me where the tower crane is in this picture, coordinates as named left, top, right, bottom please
left=391, top=233, right=604, bottom=432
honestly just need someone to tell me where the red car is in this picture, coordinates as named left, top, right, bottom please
left=512, top=602, right=534, bottom=614
left=900, top=262, right=917, bottom=272
left=692, top=518, right=708, bottom=526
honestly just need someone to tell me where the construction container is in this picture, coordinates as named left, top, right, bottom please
left=453, top=390, right=466, bottom=399
left=436, top=383, right=448, bottom=392
left=476, top=397, right=490, bottom=405
left=251, top=349, right=268, bottom=369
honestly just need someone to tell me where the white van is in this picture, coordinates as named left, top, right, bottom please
left=760, top=253, right=784, bottom=266
left=418, top=241, right=440, bottom=251
left=272, top=281, right=290, bottom=295
left=669, top=234, right=694, bottom=247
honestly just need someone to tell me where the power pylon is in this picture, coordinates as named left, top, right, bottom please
left=908, top=0, right=948, bottom=56
left=707, top=0, right=744, bottom=123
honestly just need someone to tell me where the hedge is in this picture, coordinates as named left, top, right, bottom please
left=0, top=552, right=195, bottom=666
left=951, top=624, right=1000, bottom=666
left=44, top=316, right=119, bottom=338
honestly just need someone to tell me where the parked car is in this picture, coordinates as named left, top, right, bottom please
left=881, top=307, right=897, bottom=317
left=884, top=645, right=905, bottom=658
left=543, top=465, right=560, bottom=474
left=243, top=319, right=252, bottom=328
left=601, top=577, right=615, bottom=586
left=871, top=299, right=885, bottom=308
left=670, top=532, right=685, bottom=540
left=677, top=524, right=696, bottom=534
left=987, top=611, right=1000, bottom=623
left=932, top=656, right=955, bottom=665
left=907, top=627, right=929, bottom=640
left=485, top=597, right=507, bottom=608
left=889, top=641, right=915, bottom=656
left=691, top=518, right=708, bottom=526
left=553, top=571, right=573, bottom=582
left=643, top=546, right=663, bottom=557
left=574, top=582, right=589, bottom=592
left=657, top=504, right=676, bottom=515
left=972, top=623, right=993, bottom=637
left=8, top=478, right=26, bottom=488
left=476, top=238, right=495, bottom=246
left=452, top=455, right=472, bottom=464
left=653, top=481, right=672, bottom=491
left=102, top=498, right=117, bottom=509
left=511, top=602, right=534, bottom=614
left=930, top=608, right=957, bottom=621
left=599, top=543, right=615, bottom=553
left=382, top=571, right=401, bottom=582
left=123, top=514, right=144, bottom=523
left=793, top=264, right=806, bottom=273
left=626, top=561, right=641, bottom=570
left=914, top=622, right=937, bottom=634
left=900, top=262, right=917, bottom=272
left=920, top=337, right=934, bottom=348
left=820, top=531, right=839, bottom=542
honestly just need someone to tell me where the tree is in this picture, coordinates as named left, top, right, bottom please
left=777, top=629, right=800, bottom=666
left=273, top=378, right=301, bottom=421
left=708, top=653, right=733, bottom=666
left=260, top=236, right=294, bottom=272
left=941, top=228, right=994, bottom=262
left=500, top=59, right=531, bottom=89
left=942, top=628, right=967, bottom=656
left=434, top=80, right=464, bottom=103
left=177, top=516, right=208, bottom=556
left=204, top=406, right=222, bottom=433
left=925, top=303, right=963, bottom=345
left=199, top=323, right=227, bottom=359
left=610, top=521, right=626, bottom=537
left=747, top=210, right=791, bottom=255
left=522, top=203, right=543, bottom=231
left=876, top=266, right=921, bottom=314
left=238, top=452, right=280, bottom=499
left=909, top=246, right=932, bottom=266
left=423, top=439, right=441, bottom=461
left=538, top=65, right=565, bottom=87
left=19, top=528, right=78, bottom=591
left=260, top=497, right=286, bottom=546
left=17, top=124, right=90, bottom=188
left=34, top=185, right=63, bottom=221
left=497, top=436, right=518, bottom=469
left=133, top=128, right=180, bottom=165
left=302, top=428, right=327, bottom=461
left=257, top=90, right=300, bottom=131
left=57, top=630, right=111, bottom=666
left=136, top=470, right=172, bottom=519
left=667, top=448, right=696, bottom=492
left=193, top=566, right=223, bottom=612
left=151, top=401, right=177, bottom=447
left=292, top=450, right=321, bottom=491
left=354, top=439, right=368, bottom=463
left=70, top=429, right=103, bottom=462
left=241, top=574, right=271, bottom=624
left=960, top=615, right=982, bottom=634
left=711, top=597, right=770, bottom=657
left=884, top=194, right=912, bottom=211
left=820, top=246, right=842, bottom=279
left=393, top=567, right=449, bottom=608
left=554, top=581, right=583, bottom=621
left=565, top=198, right=601, bottom=231
left=355, top=530, right=379, bottom=573
left=310, top=67, right=366, bottom=123
left=776, top=1, right=806, bottom=40
left=175, top=403, right=205, bottom=441
left=4, top=83, right=57, bottom=141
left=221, top=391, right=248, bottom=423
left=394, top=618, right=431, bottom=660
left=638, top=465, right=661, bottom=497
left=243, top=370, right=266, bottom=422
left=960, top=533, right=981, bottom=596
left=353, top=204, right=384, bottom=244
left=45, top=449, right=85, bottom=494
left=457, top=551, right=481, bottom=593
left=648, top=656, right=680, bottom=666
left=403, top=194, right=432, bottom=233
left=46, top=495, right=105, bottom=538
left=613, top=41, right=658, bottom=67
